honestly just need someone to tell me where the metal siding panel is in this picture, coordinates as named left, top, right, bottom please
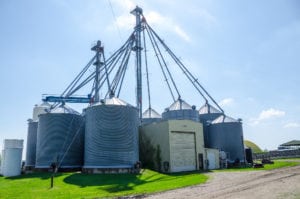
left=84, top=105, right=139, bottom=168
left=162, top=110, right=199, bottom=122
left=25, top=121, right=38, bottom=167
left=36, top=113, right=84, bottom=168
left=209, top=122, right=245, bottom=162
left=170, top=132, right=196, bottom=172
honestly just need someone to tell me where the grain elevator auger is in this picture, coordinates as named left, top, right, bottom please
left=131, top=6, right=143, bottom=119
left=42, top=40, right=112, bottom=109
left=42, top=6, right=224, bottom=116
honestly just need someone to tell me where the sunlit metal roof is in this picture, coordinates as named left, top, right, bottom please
left=142, top=107, right=161, bottom=118
left=199, top=103, right=221, bottom=114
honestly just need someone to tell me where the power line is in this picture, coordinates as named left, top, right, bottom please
left=107, top=0, right=123, bottom=42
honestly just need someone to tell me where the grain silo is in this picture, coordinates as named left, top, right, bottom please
left=1, top=139, right=24, bottom=177
left=199, top=103, right=223, bottom=147
left=32, top=102, right=51, bottom=121
left=25, top=119, right=38, bottom=169
left=142, top=107, right=161, bottom=125
left=83, top=97, right=139, bottom=172
left=35, top=104, right=84, bottom=170
left=162, top=98, right=198, bottom=122
left=208, top=115, right=245, bottom=163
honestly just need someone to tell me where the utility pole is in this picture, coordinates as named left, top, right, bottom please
left=131, top=6, right=143, bottom=120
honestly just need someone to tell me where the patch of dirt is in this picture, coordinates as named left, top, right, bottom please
left=144, top=165, right=300, bottom=199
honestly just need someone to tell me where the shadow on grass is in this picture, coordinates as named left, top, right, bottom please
left=4, top=172, right=62, bottom=180
left=63, top=173, right=146, bottom=193
left=63, top=170, right=204, bottom=193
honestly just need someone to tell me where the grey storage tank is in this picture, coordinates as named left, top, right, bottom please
left=25, top=119, right=38, bottom=169
left=199, top=103, right=223, bottom=147
left=162, top=98, right=198, bottom=122
left=208, top=115, right=245, bottom=163
left=142, top=107, right=161, bottom=125
left=35, top=104, right=84, bottom=169
left=83, top=97, right=139, bottom=170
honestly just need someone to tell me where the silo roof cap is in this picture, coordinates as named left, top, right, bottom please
left=35, top=101, right=51, bottom=108
left=142, top=107, right=161, bottom=118
left=50, top=104, right=80, bottom=115
left=212, top=115, right=239, bottom=124
left=199, top=103, right=222, bottom=114
left=168, top=98, right=193, bottom=110
left=92, top=97, right=133, bottom=107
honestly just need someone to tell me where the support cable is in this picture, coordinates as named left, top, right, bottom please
left=147, top=23, right=224, bottom=113
left=145, top=25, right=176, bottom=101
left=143, top=26, right=152, bottom=116
left=147, top=24, right=181, bottom=100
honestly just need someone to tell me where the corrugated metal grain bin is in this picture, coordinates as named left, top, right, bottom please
left=25, top=120, right=38, bottom=168
left=142, top=107, right=161, bottom=125
left=208, top=115, right=245, bottom=162
left=199, top=103, right=223, bottom=147
left=162, top=98, right=198, bottom=122
left=84, top=97, right=139, bottom=169
left=35, top=104, right=84, bottom=169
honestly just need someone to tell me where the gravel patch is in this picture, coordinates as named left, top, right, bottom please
left=144, top=165, right=300, bottom=199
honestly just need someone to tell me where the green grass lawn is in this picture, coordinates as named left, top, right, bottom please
left=213, top=159, right=300, bottom=172
left=0, top=169, right=208, bottom=199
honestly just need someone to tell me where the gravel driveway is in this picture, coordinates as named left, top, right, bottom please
left=144, top=164, right=300, bottom=199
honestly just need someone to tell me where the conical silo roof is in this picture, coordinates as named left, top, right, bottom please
left=168, top=98, right=193, bottom=110
left=92, top=97, right=133, bottom=107
left=212, top=115, right=239, bottom=124
left=50, top=104, right=80, bottom=115
left=199, top=103, right=221, bottom=114
left=142, top=108, right=161, bottom=119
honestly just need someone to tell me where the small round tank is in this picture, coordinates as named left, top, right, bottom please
left=208, top=115, right=245, bottom=163
left=35, top=104, right=84, bottom=169
left=25, top=120, right=38, bottom=168
left=142, top=107, right=161, bottom=125
left=1, top=139, right=23, bottom=177
left=162, top=98, right=198, bottom=122
left=84, top=97, right=139, bottom=169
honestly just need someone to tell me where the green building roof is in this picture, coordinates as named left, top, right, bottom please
left=280, top=140, right=300, bottom=146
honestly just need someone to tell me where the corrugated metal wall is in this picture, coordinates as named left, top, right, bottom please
left=162, top=109, right=199, bottom=122
left=84, top=104, right=139, bottom=168
left=208, top=119, right=245, bottom=162
left=35, top=113, right=84, bottom=168
left=25, top=121, right=38, bottom=167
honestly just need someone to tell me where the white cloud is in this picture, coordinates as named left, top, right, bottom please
left=284, top=122, right=300, bottom=128
left=174, top=25, right=191, bottom=42
left=249, top=108, right=285, bottom=125
left=219, top=98, right=234, bottom=107
left=107, top=2, right=191, bottom=42
left=257, top=108, right=285, bottom=120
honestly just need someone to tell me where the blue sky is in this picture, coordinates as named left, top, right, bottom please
left=0, top=0, right=299, bottom=154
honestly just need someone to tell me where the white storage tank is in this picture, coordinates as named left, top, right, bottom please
left=84, top=97, right=139, bottom=170
left=1, top=139, right=24, bottom=177
left=142, top=107, right=161, bottom=125
left=162, top=98, right=198, bottom=122
left=35, top=104, right=84, bottom=169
